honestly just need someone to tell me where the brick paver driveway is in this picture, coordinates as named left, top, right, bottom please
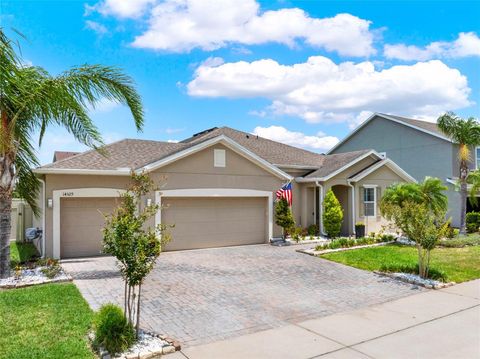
left=62, top=244, right=421, bottom=347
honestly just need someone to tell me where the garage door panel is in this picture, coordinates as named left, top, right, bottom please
left=60, top=197, right=117, bottom=258
left=162, top=197, right=267, bottom=251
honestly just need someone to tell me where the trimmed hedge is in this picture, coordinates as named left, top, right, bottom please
left=466, top=212, right=480, bottom=233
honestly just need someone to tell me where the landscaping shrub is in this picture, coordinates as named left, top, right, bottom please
left=275, top=198, right=295, bottom=239
left=466, top=212, right=480, bottom=233
left=380, top=234, right=396, bottom=242
left=291, top=227, right=305, bottom=243
left=323, top=189, right=343, bottom=238
left=40, top=259, right=62, bottom=279
left=94, top=304, right=135, bottom=355
left=438, top=235, right=480, bottom=248
left=307, top=224, right=318, bottom=236
left=379, top=263, right=448, bottom=282
left=314, top=235, right=387, bottom=251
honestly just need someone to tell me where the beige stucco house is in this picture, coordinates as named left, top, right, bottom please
left=33, top=127, right=415, bottom=259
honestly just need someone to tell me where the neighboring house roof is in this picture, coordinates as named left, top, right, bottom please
left=35, top=126, right=406, bottom=182
left=53, top=151, right=80, bottom=162
left=327, top=112, right=452, bottom=154
left=348, top=158, right=417, bottom=183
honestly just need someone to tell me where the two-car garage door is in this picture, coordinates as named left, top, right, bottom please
left=59, top=196, right=268, bottom=258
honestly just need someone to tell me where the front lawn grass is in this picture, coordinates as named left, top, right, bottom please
left=0, top=283, right=94, bottom=359
left=10, top=241, right=39, bottom=266
left=320, top=243, right=480, bottom=283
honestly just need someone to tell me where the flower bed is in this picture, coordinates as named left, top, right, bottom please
left=89, top=330, right=179, bottom=359
left=0, top=266, right=71, bottom=289
left=0, top=259, right=71, bottom=289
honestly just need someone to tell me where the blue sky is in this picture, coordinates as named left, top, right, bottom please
left=2, top=0, right=480, bottom=164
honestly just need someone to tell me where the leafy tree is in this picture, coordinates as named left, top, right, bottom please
left=102, top=173, right=171, bottom=337
left=467, top=169, right=480, bottom=207
left=323, top=189, right=343, bottom=238
left=0, top=30, right=144, bottom=278
left=437, top=112, right=480, bottom=235
left=275, top=198, right=295, bottom=239
left=381, top=178, right=449, bottom=278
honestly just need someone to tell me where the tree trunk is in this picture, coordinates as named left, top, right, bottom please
left=0, top=151, right=15, bottom=279
left=459, top=159, right=468, bottom=235
left=135, top=283, right=142, bottom=338
left=417, top=246, right=426, bottom=279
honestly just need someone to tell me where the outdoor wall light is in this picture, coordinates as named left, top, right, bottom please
left=146, top=198, right=152, bottom=207
left=47, top=198, right=53, bottom=208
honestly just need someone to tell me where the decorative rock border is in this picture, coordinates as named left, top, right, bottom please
left=374, top=271, right=456, bottom=289
left=0, top=267, right=72, bottom=289
left=89, top=330, right=181, bottom=359
left=296, top=241, right=395, bottom=256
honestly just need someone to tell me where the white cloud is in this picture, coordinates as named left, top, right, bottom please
left=187, top=56, right=471, bottom=125
left=87, top=0, right=156, bottom=18
left=108, top=0, right=376, bottom=56
left=167, top=139, right=180, bottom=143
left=252, top=126, right=339, bottom=152
left=85, top=20, right=108, bottom=35
left=384, top=32, right=480, bottom=61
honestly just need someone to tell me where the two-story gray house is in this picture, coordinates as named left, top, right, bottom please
left=329, top=112, right=469, bottom=228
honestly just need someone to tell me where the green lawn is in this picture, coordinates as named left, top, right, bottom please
left=320, top=243, right=480, bottom=283
left=10, top=241, right=39, bottom=266
left=0, top=283, right=94, bottom=359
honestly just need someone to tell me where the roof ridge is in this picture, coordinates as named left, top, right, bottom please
left=219, top=126, right=326, bottom=158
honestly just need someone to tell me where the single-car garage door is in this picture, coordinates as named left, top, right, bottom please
left=60, top=197, right=118, bottom=258
left=162, top=197, right=267, bottom=251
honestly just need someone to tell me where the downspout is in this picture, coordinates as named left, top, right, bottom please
left=347, top=181, right=356, bottom=237
left=39, top=178, right=46, bottom=258
left=315, top=181, right=327, bottom=236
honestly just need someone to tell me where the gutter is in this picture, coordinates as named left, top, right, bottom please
left=33, top=168, right=132, bottom=176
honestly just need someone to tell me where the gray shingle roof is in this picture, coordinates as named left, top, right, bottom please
left=37, top=127, right=376, bottom=178
left=304, top=150, right=373, bottom=178
left=41, top=139, right=187, bottom=170
left=378, top=113, right=448, bottom=139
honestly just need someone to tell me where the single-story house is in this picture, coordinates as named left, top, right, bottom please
left=33, top=126, right=415, bottom=259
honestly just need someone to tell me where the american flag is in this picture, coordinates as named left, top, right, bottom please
left=276, top=182, right=292, bottom=206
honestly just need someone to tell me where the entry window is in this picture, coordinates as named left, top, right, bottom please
left=363, top=187, right=376, bottom=217
left=214, top=149, right=226, bottom=167
left=476, top=147, right=480, bottom=169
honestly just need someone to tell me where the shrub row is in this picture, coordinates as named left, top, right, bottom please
left=315, top=234, right=395, bottom=251
left=466, top=212, right=480, bottom=233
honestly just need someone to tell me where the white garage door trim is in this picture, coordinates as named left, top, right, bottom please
left=155, top=188, right=273, bottom=241
left=52, top=188, right=125, bottom=259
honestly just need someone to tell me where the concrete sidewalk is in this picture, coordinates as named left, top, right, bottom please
left=171, top=280, right=480, bottom=359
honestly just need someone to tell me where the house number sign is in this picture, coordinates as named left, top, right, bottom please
left=62, top=191, right=75, bottom=197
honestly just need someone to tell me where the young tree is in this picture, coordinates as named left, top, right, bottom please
left=323, top=189, right=343, bottom=238
left=0, top=30, right=144, bottom=278
left=102, top=173, right=171, bottom=337
left=437, top=112, right=480, bottom=235
left=275, top=198, right=295, bottom=239
left=381, top=178, right=449, bottom=278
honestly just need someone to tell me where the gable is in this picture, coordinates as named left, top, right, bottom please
left=151, top=143, right=283, bottom=179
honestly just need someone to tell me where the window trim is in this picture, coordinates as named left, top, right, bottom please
left=363, top=185, right=377, bottom=217
left=214, top=148, right=226, bottom=168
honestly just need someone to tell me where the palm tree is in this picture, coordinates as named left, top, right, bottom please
left=0, top=30, right=144, bottom=278
left=437, top=112, right=480, bottom=235
left=381, top=177, right=448, bottom=216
